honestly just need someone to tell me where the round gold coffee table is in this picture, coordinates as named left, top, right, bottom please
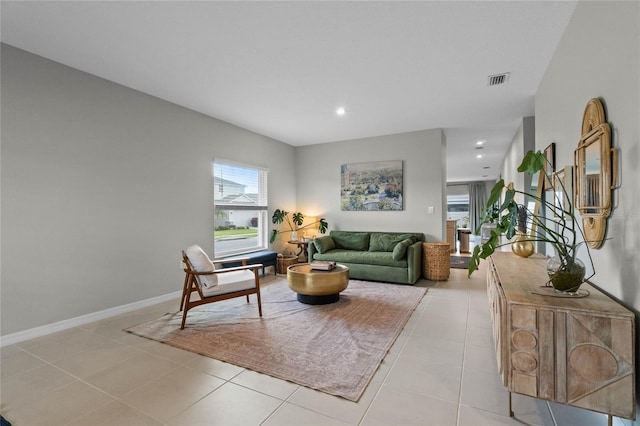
left=287, top=263, right=349, bottom=305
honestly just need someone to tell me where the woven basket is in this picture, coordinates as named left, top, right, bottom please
left=423, top=242, right=451, bottom=281
left=277, top=256, right=299, bottom=274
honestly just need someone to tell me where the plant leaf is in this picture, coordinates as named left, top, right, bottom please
left=468, top=245, right=481, bottom=277
left=504, top=202, right=519, bottom=239
left=292, top=212, right=304, bottom=226
left=272, top=209, right=287, bottom=225
left=487, top=179, right=505, bottom=207
left=497, top=188, right=515, bottom=212
left=518, top=150, right=545, bottom=174
left=318, top=218, right=328, bottom=234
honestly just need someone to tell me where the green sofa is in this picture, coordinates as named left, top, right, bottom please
left=308, top=231, right=424, bottom=284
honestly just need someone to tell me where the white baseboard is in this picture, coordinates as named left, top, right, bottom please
left=0, top=290, right=182, bottom=347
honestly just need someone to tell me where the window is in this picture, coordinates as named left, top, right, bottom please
left=447, top=194, right=469, bottom=227
left=213, top=160, right=268, bottom=258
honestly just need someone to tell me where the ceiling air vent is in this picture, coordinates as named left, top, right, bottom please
left=488, top=72, right=510, bottom=86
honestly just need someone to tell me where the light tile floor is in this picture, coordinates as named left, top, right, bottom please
left=1, top=263, right=627, bottom=426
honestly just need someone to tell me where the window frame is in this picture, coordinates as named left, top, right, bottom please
left=213, top=159, right=269, bottom=258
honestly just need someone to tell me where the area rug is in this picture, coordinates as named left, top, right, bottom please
left=126, top=279, right=426, bottom=401
left=450, top=255, right=471, bottom=269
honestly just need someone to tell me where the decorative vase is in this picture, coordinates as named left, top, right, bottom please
left=546, top=251, right=586, bottom=293
left=290, top=231, right=298, bottom=242
left=511, top=233, right=534, bottom=258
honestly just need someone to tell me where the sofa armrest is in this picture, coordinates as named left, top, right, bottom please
left=406, top=241, right=423, bottom=284
left=308, top=241, right=318, bottom=261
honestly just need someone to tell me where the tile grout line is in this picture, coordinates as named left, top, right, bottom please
left=453, top=280, right=472, bottom=426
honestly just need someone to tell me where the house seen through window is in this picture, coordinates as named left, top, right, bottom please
left=213, top=160, right=268, bottom=258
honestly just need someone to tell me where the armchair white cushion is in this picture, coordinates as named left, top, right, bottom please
left=202, top=270, right=256, bottom=297
left=185, top=244, right=217, bottom=288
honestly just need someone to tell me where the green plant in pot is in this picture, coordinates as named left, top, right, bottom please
left=468, top=150, right=594, bottom=293
left=270, top=209, right=328, bottom=243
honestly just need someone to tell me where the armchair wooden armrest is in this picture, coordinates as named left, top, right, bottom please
left=213, top=264, right=262, bottom=274
left=183, top=264, right=263, bottom=275
left=212, top=257, right=249, bottom=266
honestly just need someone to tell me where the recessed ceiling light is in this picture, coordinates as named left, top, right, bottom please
left=476, top=154, right=483, bottom=159
left=476, top=140, right=485, bottom=145
left=336, top=107, right=346, bottom=116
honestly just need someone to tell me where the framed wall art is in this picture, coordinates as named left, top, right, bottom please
left=340, top=160, right=403, bottom=211
left=553, top=166, right=573, bottom=220
left=544, top=142, right=556, bottom=190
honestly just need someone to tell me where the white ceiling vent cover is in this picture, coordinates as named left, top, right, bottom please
left=488, top=72, right=510, bottom=86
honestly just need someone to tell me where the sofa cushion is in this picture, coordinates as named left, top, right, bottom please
left=313, top=236, right=336, bottom=254
left=184, top=245, right=217, bottom=288
left=330, top=231, right=370, bottom=251
left=392, top=238, right=416, bottom=260
left=369, top=233, right=416, bottom=252
left=313, top=249, right=408, bottom=268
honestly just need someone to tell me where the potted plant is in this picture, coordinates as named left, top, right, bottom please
left=270, top=209, right=328, bottom=243
left=468, top=150, right=594, bottom=293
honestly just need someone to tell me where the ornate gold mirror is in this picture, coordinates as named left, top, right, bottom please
left=574, top=98, right=618, bottom=248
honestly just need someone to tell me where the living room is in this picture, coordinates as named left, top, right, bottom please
left=2, top=1, right=639, bottom=425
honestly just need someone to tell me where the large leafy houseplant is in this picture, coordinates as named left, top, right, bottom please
left=468, top=150, right=594, bottom=292
left=269, top=209, right=328, bottom=243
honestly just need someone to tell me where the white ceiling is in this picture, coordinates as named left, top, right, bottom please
left=1, top=1, right=577, bottom=183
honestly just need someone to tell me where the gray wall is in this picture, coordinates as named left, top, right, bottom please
left=295, top=129, right=447, bottom=242
left=446, top=184, right=469, bottom=197
left=535, top=0, right=639, bottom=309
left=1, top=45, right=448, bottom=338
left=1, top=44, right=297, bottom=335
left=500, top=116, right=538, bottom=249
left=446, top=182, right=493, bottom=198
left=500, top=116, right=535, bottom=205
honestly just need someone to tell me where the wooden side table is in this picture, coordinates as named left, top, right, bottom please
left=288, top=240, right=309, bottom=262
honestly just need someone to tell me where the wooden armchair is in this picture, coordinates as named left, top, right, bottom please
left=180, top=245, right=262, bottom=329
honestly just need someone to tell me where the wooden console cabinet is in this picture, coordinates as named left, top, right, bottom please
left=487, top=253, right=635, bottom=423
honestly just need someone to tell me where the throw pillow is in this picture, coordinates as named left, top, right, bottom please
left=184, top=245, right=218, bottom=288
left=392, top=238, right=416, bottom=260
left=313, top=236, right=336, bottom=254
left=370, top=233, right=415, bottom=252
left=331, top=231, right=370, bottom=251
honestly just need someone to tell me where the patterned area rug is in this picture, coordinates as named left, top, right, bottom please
left=126, top=279, right=426, bottom=401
